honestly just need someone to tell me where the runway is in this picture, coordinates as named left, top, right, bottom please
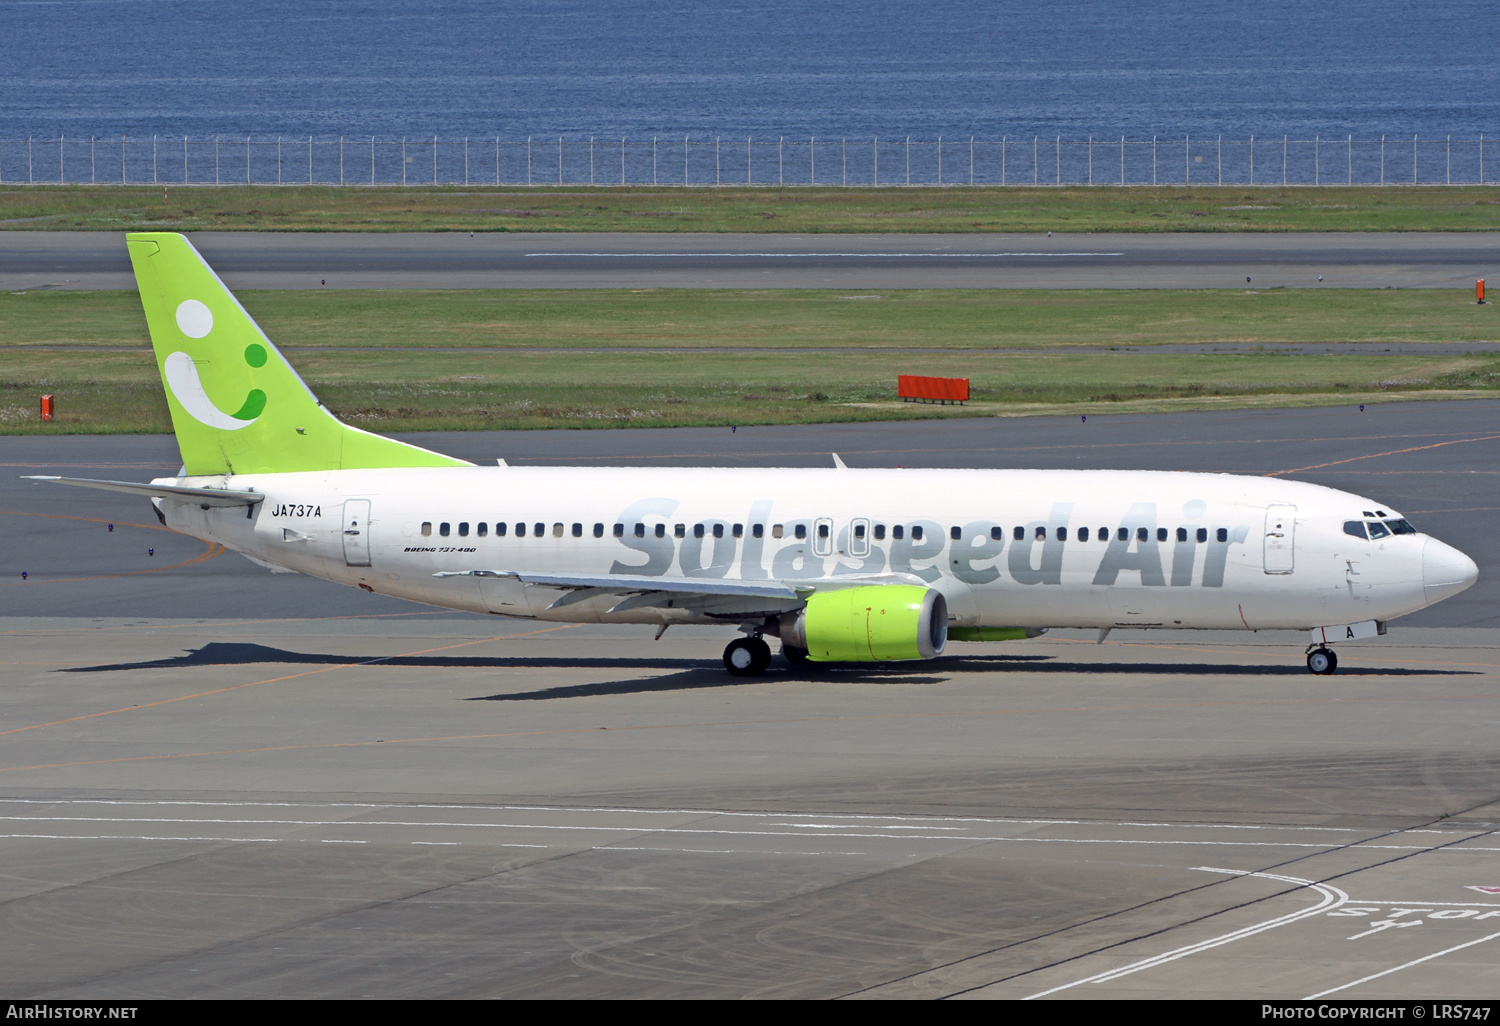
left=3, top=405, right=1499, bottom=998
left=3, top=230, right=1497, bottom=290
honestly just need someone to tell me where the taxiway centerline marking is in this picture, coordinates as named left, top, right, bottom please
left=1266, top=433, right=1500, bottom=477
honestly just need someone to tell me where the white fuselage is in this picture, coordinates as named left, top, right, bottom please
left=152, top=466, right=1474, bottom=632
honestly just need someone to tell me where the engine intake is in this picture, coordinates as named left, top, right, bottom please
left=778, top=585, right=947, bottom=662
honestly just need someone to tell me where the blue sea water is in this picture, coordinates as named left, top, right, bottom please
left=1, top=0, right=1497, bottom=139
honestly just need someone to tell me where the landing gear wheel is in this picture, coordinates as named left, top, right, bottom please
left=1307, top=646, right=1338, bottom=675
left=782, top=644, right=811, bottom=666
left=724, top=637, right=772, bottom=677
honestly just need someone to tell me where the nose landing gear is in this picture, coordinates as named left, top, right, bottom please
left=724, top=635, right=772, bottom=676
left=1306, top=645, right=1338, bottom=675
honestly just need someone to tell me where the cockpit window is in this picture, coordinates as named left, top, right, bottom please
left=1343, top=520, right=1368, bottom=540
left=1385, top=519, right=1417, bottom=535
left=1366, top=521, right=1391, bottom=539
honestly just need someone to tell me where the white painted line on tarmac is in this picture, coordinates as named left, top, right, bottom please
left=526, top=252, right=1127, bottom=258
left=1305, top=930, right=1500, bottom=999
left=0, top=799, right=1384, bottom=834
left=0, top=833, right=283, bottom=842
left=604, top=846, right=869, bottom=857
left=4, top=815, right=1495, bottom=851
left=1023, top=868, right=1348, bottom=1000
left=1350, top=898, right=1500, bottom=908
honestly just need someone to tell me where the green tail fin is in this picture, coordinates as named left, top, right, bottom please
left=127, top=232, right=470, bottom=476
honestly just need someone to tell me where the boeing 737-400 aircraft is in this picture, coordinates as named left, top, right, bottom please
left=30, top=234, right=1479, bottom=675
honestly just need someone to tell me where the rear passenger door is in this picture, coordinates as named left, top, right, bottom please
left=343, top=499, right=371, bottom=567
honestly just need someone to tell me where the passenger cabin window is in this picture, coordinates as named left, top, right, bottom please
left=515, top=522, right=525, bottom=537
left=714, top=524, right=725, bottom=539
left=1344, top=521, right=1368, bottom=539
left=533, top=522, right=544, bottom=537
left=772, top=524, right=784, bottom=539
left=594, top=523, right=604, bottom=538
left=875, top=524, right=886, bottom=540
left=654, top=524, right=665, bottom=538
left=912, top=525, right=924, bottom=541
left=634, top=523, right=645, bottom=538
left=1117, top=528, right=1128, bottom=542
left=991, top=526, right=1004, bottom=541
left=572, top=523, right=582, bottom=538
left=733, top=524, right=743, bottom=538
left=694, top=524, right=705, bottom=538
left=1078, top=527, right=1090, bottom=542
left=753, top=524, right=764, bottom=539
left=1136, top=527, right=1148, bottom=542
left=893, top=525, right=904, bottom=540
left=1197, top=528, right=1208, bottom=543
left=794, top=524, right=808, bottom=540
left=950, top=526, right=962, bottom=540
left=553, top=523, right=564, bottom=538
left=440, top=522, right=451, bottom=537
left=1156, top=528, right=1168, bottom=542
left=1013, top=526, right=1024, bottom=541
left=421, top=522, right=432, bottom=537
left=1216, top=528, right=1228, bottom=543
left=613, top=523, right=624, bottom=538
left=675, top=524, right=686, bottom=538
left=477, top=523, right=487, bottom=538
left=1367, top=521, right=1391, bottom=539
left=1097, top=527, right=1107, bottom=541
left=458, top=522, right=469, bottom=537
left=1176, top=527, right=1187, bottom=543
left=1056, top=527, right=1067, bottom=541
left=816, top=523, right=828, bottom=539
left=496, top=522, right=507, bottom=537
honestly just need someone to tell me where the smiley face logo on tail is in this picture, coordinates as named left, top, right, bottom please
left=162, top=300, right=267, bottom=431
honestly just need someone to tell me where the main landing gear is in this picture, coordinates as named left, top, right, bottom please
left=724, top=635, right=772, bottom=677
left=1306, top=645, right=1338, bottom=675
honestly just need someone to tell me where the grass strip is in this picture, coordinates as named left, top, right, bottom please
left=4, top=346, right=1498, bottom=435
left=5, top=287, right=1497, bottom=434
left=3, top=287, right=1496, bottom=351
left=3, top=185, right=1500, bottom=234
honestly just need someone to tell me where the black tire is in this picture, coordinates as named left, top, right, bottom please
left=1307, top=647, right=1338, bottom=675
left=782, top=644, right=811, bottom=666
left=724, top=637, right=772, bottom=677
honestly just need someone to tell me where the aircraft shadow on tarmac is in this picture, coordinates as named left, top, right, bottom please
left=59, top=642, right=1477, bottom=701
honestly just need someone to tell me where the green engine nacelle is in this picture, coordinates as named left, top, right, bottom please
left=780, top=585, right=948, bottom=662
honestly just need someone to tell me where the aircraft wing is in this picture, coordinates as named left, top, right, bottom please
left=433, top=569, right=808, bottom=616
left=432, top=569, right=935, bottom=618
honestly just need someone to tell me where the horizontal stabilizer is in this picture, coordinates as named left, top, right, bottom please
left=24, top=475, right=265, bottom=508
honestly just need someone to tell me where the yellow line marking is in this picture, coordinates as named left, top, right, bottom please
left=1265, top=433, right=1500, bottom=477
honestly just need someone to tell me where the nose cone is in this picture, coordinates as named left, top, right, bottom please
left=1423, top=537, right=1479, bottom=607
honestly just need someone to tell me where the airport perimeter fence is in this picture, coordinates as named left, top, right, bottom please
left=2, top=133, right=1498, bottom=188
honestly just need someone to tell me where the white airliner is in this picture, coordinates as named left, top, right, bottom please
left=30, top=233, right=1478, bottom=676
